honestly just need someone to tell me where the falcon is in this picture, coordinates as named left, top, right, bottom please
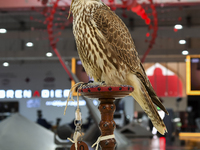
left=69, top=0, right=168, bottom=135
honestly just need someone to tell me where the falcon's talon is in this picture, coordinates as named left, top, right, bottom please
left=86, top=81, right=103, bottom=86
left=101, top=81, right=106, bottom=85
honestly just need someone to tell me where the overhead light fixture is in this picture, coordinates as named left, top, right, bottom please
left=3, top=62, right=9, bottom=67
left=174, top=24, right=183, bottom=30
left=46, top=52, right=53, bottom=57
left=179, top=40, right=186, bottom=44
left=0, top=28, right=7, bottom=34
left=26, top=42, right=33, bottom=47
left=182, top=50, right=189, bottom=55
left=173, top=118, right=181, bottom=122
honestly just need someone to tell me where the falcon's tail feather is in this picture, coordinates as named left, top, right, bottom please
left=145, top=80, right=169, bottom=115
left=130, top=91, right=167, bottom=135
left=128, top=74, right=167, bottom=135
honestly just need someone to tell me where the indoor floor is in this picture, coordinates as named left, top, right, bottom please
left=121, top=137, right=199, bottom=150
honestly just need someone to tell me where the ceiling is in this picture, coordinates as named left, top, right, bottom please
left=0, top=0, right=200, bottom=64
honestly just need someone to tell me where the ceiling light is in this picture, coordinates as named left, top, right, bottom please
left=26, top=42, right=33, bottom=47
left=0, top=28, right=7, bottom=34
left=3, top=62, right=9, bottom=67
left=182, top=50, right=189, bottom=55
left=46, top=52, right=53, bottom=57
left=179, top=40, right=186, bottom=44
left=174, top=24, right=183, bottom=30
left=173, top=118, right=181, bottom=122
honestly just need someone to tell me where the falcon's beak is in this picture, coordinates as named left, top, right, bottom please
left=67, top=0, right=74, bottom=19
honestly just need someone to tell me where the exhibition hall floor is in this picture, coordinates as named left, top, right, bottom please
left=120, top=137, right=194, bottom=150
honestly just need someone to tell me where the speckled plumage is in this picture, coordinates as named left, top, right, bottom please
left=70, top=0, right=168, bottom=135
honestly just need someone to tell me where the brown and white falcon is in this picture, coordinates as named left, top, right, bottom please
left=69, top=0, right=168, bottom=135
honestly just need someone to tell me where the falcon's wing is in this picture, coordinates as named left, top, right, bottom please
left=92, top=6, right=168, bottom=115
left=93, top=7, right=140, bottom=74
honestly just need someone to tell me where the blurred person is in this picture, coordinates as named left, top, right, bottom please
left=36, top=110, right=52, bottom=129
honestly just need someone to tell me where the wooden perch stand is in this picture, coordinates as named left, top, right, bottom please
left=79, top=85, right=134, bottom=150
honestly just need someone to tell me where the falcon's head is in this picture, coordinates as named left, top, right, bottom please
left=68, top=0, right=102, bottom=18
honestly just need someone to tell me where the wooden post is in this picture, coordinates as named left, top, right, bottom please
left=98, top=98, right=116, bottom=150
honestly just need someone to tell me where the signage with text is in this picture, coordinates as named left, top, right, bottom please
left=0, top=89, right=70, bottom=99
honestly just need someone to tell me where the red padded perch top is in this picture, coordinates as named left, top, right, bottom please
left=78, top=84, right=134, bottom=99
